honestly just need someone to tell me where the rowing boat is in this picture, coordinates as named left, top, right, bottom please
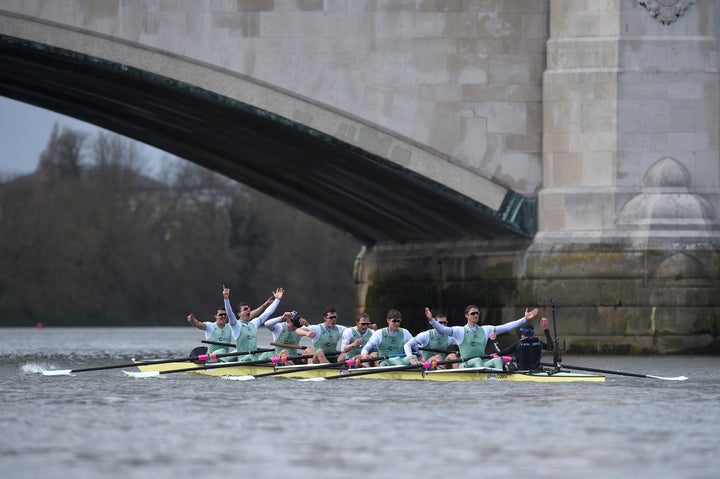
left=130, top=359, right=606, bottom=382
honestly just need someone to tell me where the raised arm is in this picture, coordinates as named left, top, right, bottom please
left=541, top=317, right=554, bottom=350
left=186, top=314, right=206, bottom=331
left=222, top=285, right=238, bottom=325
left=254, top=287, right=284, bottom=325
left=249, top=287, right=284, bottom=320
left=426, top=307, right=452, bottom=335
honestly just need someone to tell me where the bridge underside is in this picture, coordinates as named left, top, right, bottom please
left=0, top=36, right=535, bottom=245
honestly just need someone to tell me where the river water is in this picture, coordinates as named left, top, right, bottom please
left=0, top=327, right=718, bottom=479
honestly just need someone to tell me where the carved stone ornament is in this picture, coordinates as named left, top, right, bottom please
left=639, top=0, right=695, bottom=25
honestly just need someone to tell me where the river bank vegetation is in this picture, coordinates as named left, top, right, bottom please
left=0, top=125, right=361, bottom=326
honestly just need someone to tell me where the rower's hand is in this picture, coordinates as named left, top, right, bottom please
left=525, top=308, right=539, bottom=320
left=307, top=331, right=317, bottom=339
left=424, top=307, right=433, bottom=321
left=222, top=285, right=229, bottom=299
left=409, top=357, right=419, bottom=365
left=273, top=287, right=284, bottom=300
left=489, top=331, right=497, bottom=341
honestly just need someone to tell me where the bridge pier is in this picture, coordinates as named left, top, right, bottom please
left=355, top=232, right=719, bottom=354
left=355, top=1, right=720, bottom=354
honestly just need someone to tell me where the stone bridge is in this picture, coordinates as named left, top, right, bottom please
left=1, top=1, right=718, bottom=353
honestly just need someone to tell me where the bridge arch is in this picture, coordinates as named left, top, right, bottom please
left=0, top=14, right=535, bottom=244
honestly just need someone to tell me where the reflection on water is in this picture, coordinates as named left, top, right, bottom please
left=0, top=328, right=718, bottom=479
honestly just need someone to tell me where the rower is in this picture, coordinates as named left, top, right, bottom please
left=427, top=305, right=538, bottom=370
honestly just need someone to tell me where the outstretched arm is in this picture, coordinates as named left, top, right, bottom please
left=186, top=314, right=206, bottom=331
left=493, top=307, right=539, bottom=335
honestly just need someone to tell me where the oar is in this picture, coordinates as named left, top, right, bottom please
left=41, top=348, right=270, bottom=376
left=124, top=354, right=316, bottom=378
left=420, top=347, right=458, bottom=355
left=201, top=340, right=274, bottom=352
left=539, top=362, right=688, bottom=381
left=224, top=352, right=348, bottom=381
left=309, top=358, right=463, bottom=381
left=270, top=342, right=307, bottom=350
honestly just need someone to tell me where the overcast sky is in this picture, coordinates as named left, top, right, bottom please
left=0, top=95, right=168, bottom=177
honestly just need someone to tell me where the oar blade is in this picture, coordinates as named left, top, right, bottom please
left=648, top=374, right=688, bottom=381
left=123, top=370, right=160, bottom=378
left=221, top=375, right=256, bottom=381
left=41, top=369, right=72, bottom=376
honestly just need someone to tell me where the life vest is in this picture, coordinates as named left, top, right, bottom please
left=235, top=321, right=257, bottom=352
left=424, top=330, right=450, bottom=359
left=275, top=323, right=301, bottom=357
left=316, top=324, right=340, bottom=354
left=458, top=325, right=486, bottom=360
left=376, top=327, right=408, bottom=357
left=516, top=337, right=543, bottom=370
left=345, top=326, right=374, bottom=358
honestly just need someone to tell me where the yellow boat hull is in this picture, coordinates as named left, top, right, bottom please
left=132, top=360, right=605, bottom=382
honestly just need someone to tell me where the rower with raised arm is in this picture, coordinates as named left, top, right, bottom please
left=426, top=305, right=539, bottom=369
left=186, top=308, right=232, bottom=361
left=404, top=311, right=459, bottom=369
left=360, top=309, right=415, bottom=367
left=224, top=285, right=283, bottom=362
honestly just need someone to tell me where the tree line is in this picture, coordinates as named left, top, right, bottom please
left=0, top=125, right=362, bottom=326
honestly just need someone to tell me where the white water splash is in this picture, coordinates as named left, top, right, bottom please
left=21, top=362, right=53, bottom=374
